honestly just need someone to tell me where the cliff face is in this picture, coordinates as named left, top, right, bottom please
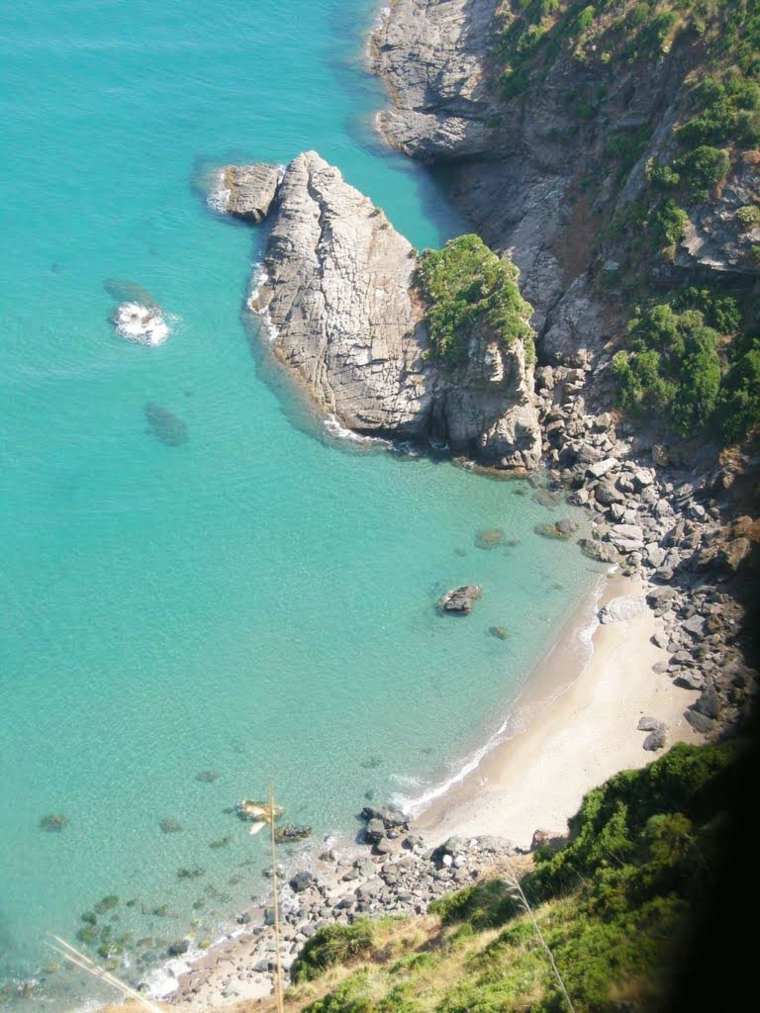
left=248, top=151, right=541, bottom=467
left=370, top=0, right=760, bottom=357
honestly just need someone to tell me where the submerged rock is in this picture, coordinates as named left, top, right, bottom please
left=489, top=625, right=509, bottom=640
left=113, top=301, right=169, bottom=346
left=209, top=163, right=280, bottom=222
left=159, top=817, right=184, bottom=834
left=145, top=402, right=188, bottom=446
left=534, top=521, right=571, bottom=541
left=39, top=813, right=68, bottom=832
left=437, top=584, right=482, bottom=614
left=274, top=824, right=312, bottom=844
left=474, top=528, right=505, bottom=549
left=195, top=770, right=220, bottom=783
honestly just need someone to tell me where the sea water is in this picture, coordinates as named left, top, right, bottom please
left=0, top=1, right=600, bottom=1006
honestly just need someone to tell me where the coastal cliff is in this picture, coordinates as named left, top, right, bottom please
left=245, top=150, right=541, bottom=467
left=370, top=0, right=760, bottom=351
left=369, top=0, right=760, bottom=738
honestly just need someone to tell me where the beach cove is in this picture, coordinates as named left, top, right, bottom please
left=1, top=1, right=602, bottom=1008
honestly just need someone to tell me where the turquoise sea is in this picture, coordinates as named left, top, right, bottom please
left=0, top=1, right=600, bottom=1007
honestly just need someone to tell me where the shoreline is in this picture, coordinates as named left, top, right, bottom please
left=417, top=572, right=703, bottom=848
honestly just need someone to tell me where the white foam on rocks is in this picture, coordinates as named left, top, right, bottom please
left=113, top=301, right=170, bottom=346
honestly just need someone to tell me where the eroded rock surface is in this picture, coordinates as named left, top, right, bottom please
left=249, top=151, right=540, bottom=466
left=210, top=163, right=280, bottom=222
left=369, top=0, right=501, bottom=160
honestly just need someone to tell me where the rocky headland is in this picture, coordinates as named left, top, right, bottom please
left=217, top=149, right=541, bottom=468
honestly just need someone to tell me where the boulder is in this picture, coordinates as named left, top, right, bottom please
left=209, top=163, right=280, bottom=222
left=113, top=302, right=169, bottom=347
left=578, top=537, right=619, bottom=564
left=598, top=596, right=648, bottom=624
left=289, top=871, right=315, bottom=893
left=437, top=585, right=482, bottom=614
left=637, top=716, right=664, bottom=732
left=643, top=727, right=667, bottom=751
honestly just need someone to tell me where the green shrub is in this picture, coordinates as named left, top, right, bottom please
left=670, top=325, right=721, bottom=434
left=671, top=286, right=741, bottom=333
left=674, top=145, right=730, bottom=199
left=716, top=337, right=760, bottom=441
left=416, top=235, right=534, bottom=366
left=527, top=741, right=736, bottom=898
left=303, top=971, right=374, bottom=1013
left=292, top=922, right=375, bottom=983
left=736, top=204, right=760, bottom=228
left=429, top=878, right=521, bottom=930
left=678, top=73, right=760, bottom=148
left=647, top=159, right=681, bottom=189
left=650, top=199, right=689, bottom=248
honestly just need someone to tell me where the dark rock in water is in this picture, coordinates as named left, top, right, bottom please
left=360, top=804, right=408, bottom=829
left=209, top=835, right=231, bottom=849
left=556, top=518, right=579, bottom=536
left=167, top=939, right=190, bottom=957
left=77, top=925, right=97, bottom=945
left=489, top=625, right=509, bottom=640
left=39, top=813, right=68, bottom=832
left=474, top=528, right=505, bottom=550
left=454, top=547, right=467, bottom=557
left=177, top=866, right=205, bottom=880
left=94, top=895, right=119, bottom=915
left=195, top=770, right=220, bottom=783
left=437, top=584, right=482, bottom=614
left=289, top=870, right=315, bottom=893
left=274, top=824, right=312, bottom=844
left=104, top=278, right=160, bottom=308
left=534, top=522, right=570, bottom=541
left=360, top=755, right=382, bottom=769
left=145, top=402, right=188, bottom=446
left=532, top=488, right=560, bottom=509
left=364, top=818, right=386, bottom=845
left=159, top=817, right=184, bottom=834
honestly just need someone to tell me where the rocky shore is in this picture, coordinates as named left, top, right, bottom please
left=159, top=809, right=519, bottom=1008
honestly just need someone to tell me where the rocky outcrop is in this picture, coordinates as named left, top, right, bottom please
left=210, top=163, right=280, bottom=222
left=369, top=1, right=760, bottom=353
left=437, top=584, right=482, bottom=613
left=247, top=150, right=541, bottom=466
left=369, top=0, right=502, bottom=160
left=677, top=155, right=760, bottom=275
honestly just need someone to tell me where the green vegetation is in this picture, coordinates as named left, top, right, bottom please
left=417, top=235, right=534, bottom=366
left=286, top=742, right=737, bottom=1012
left=613, top=289, right=759, bottom=440
left=736, top=204, right=760, bottom=228
left=292, top=922, right=375, bottom=984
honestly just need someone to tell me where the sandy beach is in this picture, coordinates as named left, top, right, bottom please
left=98, top=571, right=705, bottom=1012
left=418, top=571, right=703, bottom=847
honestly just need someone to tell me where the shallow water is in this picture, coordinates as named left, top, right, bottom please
left=0, top=1, right=600, bottom=1006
